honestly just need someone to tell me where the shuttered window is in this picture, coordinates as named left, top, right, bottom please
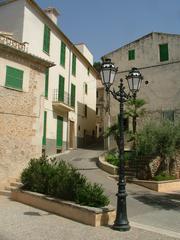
left=5, top=66, right=23, bottom=90
left=42, top=111, right=47, bottom=145
left=43, top=24, right=50, bottom=54
left=60, top=42, right=66, bottom=67
left=128, top=49, right=135, bottom=60
left=58, top=75, right=65, bottom=102
left=71, top=83, right=76, bottom=107
left=56, top=116, right=63, bottom=147
left=85, top=83, right=88, bottom=94
left=84, top=104, right=87, bottom=118
left=159, top=43, right=169, bottom=62
left=45, top=68, right=49, bottom=98
left=72, top=54, right=76, bottom=76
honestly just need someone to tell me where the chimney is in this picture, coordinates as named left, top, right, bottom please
left=44, top=7, right=60, bottom=25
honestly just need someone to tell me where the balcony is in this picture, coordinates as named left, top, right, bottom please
left=52, top=89, right=74, bottom=113
left=0, top=33, right=28, bottom=52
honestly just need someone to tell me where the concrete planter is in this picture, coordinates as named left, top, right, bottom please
left=131, top=179, right=180, bottom=192
left=11, top=189, right=115, bottom=226
left=98, top=154, right=118, bottom=175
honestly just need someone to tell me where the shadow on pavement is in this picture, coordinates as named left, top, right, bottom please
left=131, top=192, right=180, bottom=210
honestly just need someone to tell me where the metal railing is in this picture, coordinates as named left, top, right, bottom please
left=0, top=34, right=28, bottom=52
left=53, top=89, right=73, bottom=108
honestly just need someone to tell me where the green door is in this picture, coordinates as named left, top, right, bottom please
left=56, top=116, right=63, bottom=147
left=58, top=75, right=64, bottom=102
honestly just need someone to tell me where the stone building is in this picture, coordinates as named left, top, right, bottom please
left=0, top=0, right=98, bottom=155
left=0, top=33, right=54, bottom=186
left=102, top=32, right=180, bottom=148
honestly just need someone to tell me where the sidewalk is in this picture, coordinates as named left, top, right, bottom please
left=0, top=196, right=179, bottom=240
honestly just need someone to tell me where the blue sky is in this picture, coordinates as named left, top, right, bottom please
left=36, top=0, right=180, bottom=62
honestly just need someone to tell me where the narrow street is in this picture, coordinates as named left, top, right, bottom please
left=56, top=147, right=180, bottom=238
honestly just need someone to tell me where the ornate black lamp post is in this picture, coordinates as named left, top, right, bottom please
left=100, top=59, right=143, bottom=231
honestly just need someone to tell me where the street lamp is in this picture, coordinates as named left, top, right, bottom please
left=100, top=58, right=143, bottom=231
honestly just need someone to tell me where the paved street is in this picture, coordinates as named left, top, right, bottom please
left=56, top=147, right=180, bottom=238
left=0, top=147, right=180, bottom=240
left=0, top=195, right=179, bottom=240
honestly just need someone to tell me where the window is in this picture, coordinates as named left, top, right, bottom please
left=96, top=107, right=99, bottom=115
left=58, top=75, right=65, bottom=102
left=45, top=68, right=49, bottom=98
left=87, top=67, right=90, bottom=75
left=128, top=49, right=135, bottom=60
left=96, top=90, right=99, bottom=98
left=84, top=83, right=88, bottom=95
left=56, top=116, right=63, bottom=147
left=162, top=110, right=174, bottom=122
left=5, top=66, right=23, bottom=90
left=84, top=104, right=87, bottom=118
left=42, top=111, right=47, bottom=145
left=43, top=24, right=50, bottom=54
left=60, top=41, right=66, bottom=67
left=71, top=83, right=76, bottom=107
left=159, top=43, right=169, bottom=62
left=72, top=54, right=76, bottom=76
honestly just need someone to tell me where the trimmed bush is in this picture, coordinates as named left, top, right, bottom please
left=21, top=156, right=109, bottom=207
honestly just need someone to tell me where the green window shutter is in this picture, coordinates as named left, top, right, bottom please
left=85, top=83, right=88, bottom=94
left=43, top=25, right=50, bottom=54
left=5, top=66, right=23, bottom=90
left=45, top=68, right=49, bottom=98
left=72, top=54, right=76, bottom=76
left=84, top=104, right=87, bottom=118
left=58, top=75, right=65, bottom=102
left=60, top=42, right=66, bottom=67
left=87, top=67, right=90, bottom=75
left=128, top=49, right=135, bottom=60
left=42, top=111, right=47, bottom=145
left=71, top=83, right=76, bottom=107
left=159, top=43, right=169, bottom=62
left=56, top=116, right=63, bottom=147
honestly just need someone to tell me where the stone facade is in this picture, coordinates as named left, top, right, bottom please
left=102, top=32, right=180, bottom=149
left=0, top=41, right=53, bottom=184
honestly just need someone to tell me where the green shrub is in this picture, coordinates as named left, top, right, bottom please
left=153, top=172, right=176, bottom=181
left=75, top=182, right=110, bottom=207
left=21, top=156, right=55, bottom=194
left=106, top=150, right=135, bottom=167
left=21, top=157, right=109, bottom=207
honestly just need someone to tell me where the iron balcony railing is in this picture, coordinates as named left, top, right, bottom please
left=53, top=89, right=74, bottom=108
left=0, top=34, right=28, bottom=52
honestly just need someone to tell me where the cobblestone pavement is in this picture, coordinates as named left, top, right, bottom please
left=0, top=196, right=179, bottom=240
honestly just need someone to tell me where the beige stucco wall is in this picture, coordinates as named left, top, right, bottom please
left=0, top=50, right=45, bottom=183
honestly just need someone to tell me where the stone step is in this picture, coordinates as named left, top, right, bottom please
left=10, top=182, right=23, bottom=188
left=0, top=190, right=11, bottom=197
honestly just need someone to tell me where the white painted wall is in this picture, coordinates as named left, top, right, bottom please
left=0, top=0, right=97, bottom=151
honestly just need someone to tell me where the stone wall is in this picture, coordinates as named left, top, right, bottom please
left=0, top=54, right=45, bottom=184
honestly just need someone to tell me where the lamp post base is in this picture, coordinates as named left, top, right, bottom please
left=112, top=223, right=131, bottom=232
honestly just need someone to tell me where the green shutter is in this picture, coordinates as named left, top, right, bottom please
left=71, top=84, right=76, bottom=107
left=85, top=83, right=88, bottom=94
left=56, top=116, right=63, bottom=147
left=159, top=44, right=169, bottom=62
left=5, top=66, right=23, bottom=90
left=58, top=75, right=65, bottom=102
left=72, top=54, right=76, bottom=76
left=42, top=111, right=47, bottom=145
left=43, top=25, right=50, bottom=54
left=60, top=42, right=66, bottom=67
left=128, top=49, right=135, bottom=60
left=45, top=68, right=49, bottom=98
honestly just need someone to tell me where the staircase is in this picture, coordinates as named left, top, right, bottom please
left=0, top=178, right=22, bottom=197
